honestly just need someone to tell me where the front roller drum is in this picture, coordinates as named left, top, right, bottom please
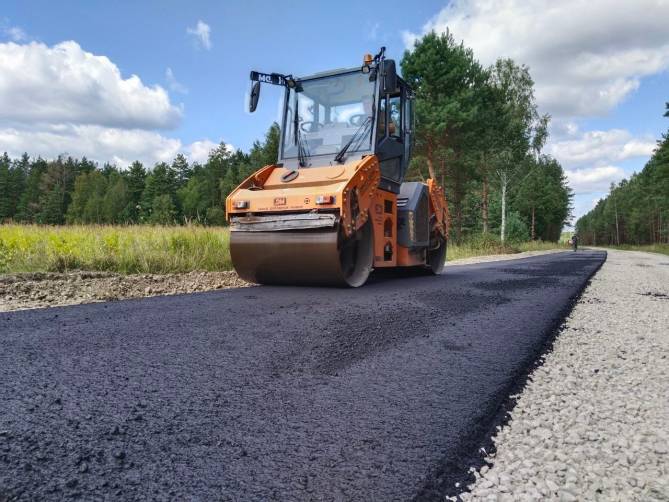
left=230, top=220, right=374, bottom=287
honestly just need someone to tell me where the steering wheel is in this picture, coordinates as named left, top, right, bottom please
left=348, top=114, right=369, bottom=127
left=299, top=121, right=322, bottom=133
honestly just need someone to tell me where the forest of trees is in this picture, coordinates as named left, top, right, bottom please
left=401, top=31, right=572, bottom=242
left=576, top=104, right=669, bottom=246
left=0, top=31, right=573, bottom=242
left=0, top=125, right=279, bottom=227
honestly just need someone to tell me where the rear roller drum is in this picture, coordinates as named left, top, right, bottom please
left=426, top=235, right=447, bottom=274
left=338, top=219, right=374, bottom=287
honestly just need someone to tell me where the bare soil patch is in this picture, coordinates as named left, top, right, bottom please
left=0, top=271, right=249, bottom=312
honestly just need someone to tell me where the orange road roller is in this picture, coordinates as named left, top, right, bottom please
left=226, top=48, right=449, bottom=287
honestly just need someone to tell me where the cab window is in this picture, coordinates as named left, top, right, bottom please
left=388, top=95, right=402, bottom=138
left=376, top=94, right=403, bottom=141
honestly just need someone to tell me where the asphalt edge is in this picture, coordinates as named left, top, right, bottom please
left=414, top=250, right=608, bottom=502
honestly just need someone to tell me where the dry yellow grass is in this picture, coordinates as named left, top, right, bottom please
left=0, top=224, right=232, bottom=274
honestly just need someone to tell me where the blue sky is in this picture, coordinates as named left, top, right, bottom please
left=3, top=0, right=446, bottom=149
left=1, top=0, right=668, bottom=223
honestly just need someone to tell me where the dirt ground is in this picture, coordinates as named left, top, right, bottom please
left=0, top=250, right=563, bottom=312
left=0, top=271, right=250, bottom=312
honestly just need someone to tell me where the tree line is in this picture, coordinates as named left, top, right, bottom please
left=0, top=125, right=279, bottom=226
left=402, top=31, right=572, bottom=242
left=576, top=104, right=669, bottom=245
left=0, top=31, right=573, bottom=241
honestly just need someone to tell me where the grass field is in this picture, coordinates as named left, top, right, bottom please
left=0, top=224, right=232, bottom=274
left=0, top=224, right=567, bottom=275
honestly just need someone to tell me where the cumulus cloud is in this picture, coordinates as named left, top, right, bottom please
left=403, top=0, right=669, bottom=118
left=0, top=41, right=181, bottom=129
left=187, top=20, right=211, bottom=50
left=0, top=124, right=180, bottom=167
left=0, top=39, right=229, bottom=167
left=0, top=124, right=232, bottom=167
left=547, top=127, right=656, bottom=168
left=547, top=125, right=655, bottom=197
left=187, top=139, right=219, bottom=164
left=165, top=67, right=188, bottom=94
left=568, top=194, right=606, bottom=224
left=564, top=165, right=626, bottom=194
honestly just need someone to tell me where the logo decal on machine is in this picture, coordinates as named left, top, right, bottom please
left=274, top=197, right=287, bottom=206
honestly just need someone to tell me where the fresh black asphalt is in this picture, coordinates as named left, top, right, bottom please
left=0, top=250, right=606, bottom=501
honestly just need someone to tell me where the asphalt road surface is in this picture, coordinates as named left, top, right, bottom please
left=0, top=250, right=606, bottom=501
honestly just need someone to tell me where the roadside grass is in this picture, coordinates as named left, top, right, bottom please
left=0, top=224, right=568, bottom=275
left=447, top=233, right=568, bottom=261
left=0, top=224, right=232, bottom=274
left=593, top=243, right=669, bottom=256
left=516, top=240, right=570, bottom=253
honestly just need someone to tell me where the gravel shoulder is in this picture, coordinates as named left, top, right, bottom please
left=461, top=249, right=669, bottom=501
left=0, top=249, right=564, bottom=312
left=0, top=271, right=249, bottom=312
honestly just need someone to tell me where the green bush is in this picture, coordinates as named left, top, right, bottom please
left=505, top=211, right=530, bottom=243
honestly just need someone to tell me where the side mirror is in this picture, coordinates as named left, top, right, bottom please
left=249, top=81, right=261, bottom=113
left=382, top=59, right=398, bottom=94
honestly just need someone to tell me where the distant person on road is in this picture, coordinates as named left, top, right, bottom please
left=572, top=234, right=578, bottom=252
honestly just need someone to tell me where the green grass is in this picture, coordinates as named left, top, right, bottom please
left=0, top=224, right=569, bottom=275
left=516, top=240, right=570, bottom=253
left=593, top=243, right=669, bottom=256
left=0, top=224, right=232, bottom=274
left=447, top=233, right=568, bottom=261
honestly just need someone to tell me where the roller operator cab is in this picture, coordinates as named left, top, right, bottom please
left=226, top=48, right=449, bottom=287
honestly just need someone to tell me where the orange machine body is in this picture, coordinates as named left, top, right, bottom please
left=226, top=155, right=447, bottom=269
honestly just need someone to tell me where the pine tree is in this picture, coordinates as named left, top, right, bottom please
left=172, top=153, right=192, bottom=188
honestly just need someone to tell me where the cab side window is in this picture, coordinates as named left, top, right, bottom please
left=377, top=94, right=403, bottom=141
left=388, top=95, right=402, bottom=139
left=377, top=97, right=386, bottom=141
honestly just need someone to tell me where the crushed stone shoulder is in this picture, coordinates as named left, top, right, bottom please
left=460, top=249, right=669, bottom=501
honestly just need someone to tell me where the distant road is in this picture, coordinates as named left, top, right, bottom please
left=0, top=250, right=605, bottom=501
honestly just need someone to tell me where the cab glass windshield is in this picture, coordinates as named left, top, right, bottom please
left=282, top=71, right=376, bottom=161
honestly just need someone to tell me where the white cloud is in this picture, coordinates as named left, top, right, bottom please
left=0, top=124, right=180, bottom=167
left=568, top=193, right=606, bottom=224
left=547, top=125, right=655, bottom=197
left=4, top=26, right=27, bottom=42
left=0, top=18, right=28, bottom=42
left=0, top=39, right=231, bottom=167
left=187, top=20, right=211, bottom=50
left=0, top=124, right=232, bottom=168
left=564, top=165, right=626, bottom=194
left=547, top=127, right=656, bottom=168
left=165, top=67, right=188, bottom=94
left=404, top=0, right=669, bottom=118
left=0, top=41, right=181, bottom=129
left=187, top=139, right=219, bottom=164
